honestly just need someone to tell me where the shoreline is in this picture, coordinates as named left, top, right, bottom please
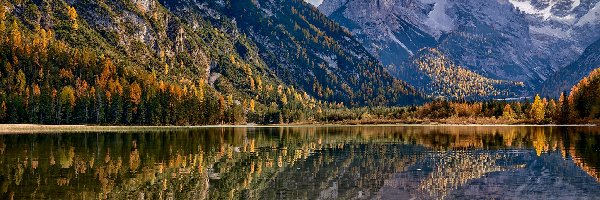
left=0, top=123, right=597, bottom=134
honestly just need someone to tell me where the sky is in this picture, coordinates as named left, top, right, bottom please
left=306, top=0, right=323, bottom=6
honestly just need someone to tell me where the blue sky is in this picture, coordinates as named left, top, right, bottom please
left=305, top=0, right=323, bottom=6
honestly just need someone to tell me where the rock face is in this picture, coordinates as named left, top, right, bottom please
left=318, top=0, right=600, bottom=96
left=159, top=0, right=423, bottom=106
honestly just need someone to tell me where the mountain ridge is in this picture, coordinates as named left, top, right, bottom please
left=317, top=0, right=600, bottom=97
left=541, top=38, right=600, bottom=98
left=160, top=0, right=423, bottom=106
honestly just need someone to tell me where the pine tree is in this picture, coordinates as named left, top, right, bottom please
left=60, top=86, right=75, bottom=124
left=546, top=99, right=557, bottom=122
left=0, top=101, right=6, bottom=123
left=557, top=91, right=571, bottom=124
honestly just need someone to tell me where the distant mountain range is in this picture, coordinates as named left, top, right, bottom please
left=317, top=0, right=600, bottom=98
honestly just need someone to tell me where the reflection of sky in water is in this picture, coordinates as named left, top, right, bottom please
left=0, top=126, right=599, bottom=199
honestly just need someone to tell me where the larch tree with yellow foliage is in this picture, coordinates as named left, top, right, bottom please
left=67, top=6, right=78, bottom=30
left=502, top=104, right=516, bottom=121
left=530, top=94, right=546, bottom=123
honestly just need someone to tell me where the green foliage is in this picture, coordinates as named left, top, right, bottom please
left=169, top=0, right=424, bottom=106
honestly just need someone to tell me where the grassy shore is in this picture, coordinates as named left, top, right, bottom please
left=0, top=124, right=213, bottom=134
left=0, top=122, right=596, bottom=134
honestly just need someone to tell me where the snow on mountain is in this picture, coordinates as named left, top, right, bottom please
left=318, top=0, right=600, bottom=95
left=420, top=0, right=453, bottom=37
left=576, top=1, right=600, bottom=26
left=306, top=0, right=324, bottom=6
left=509, top=0, right=575, bottom=22
left=508, top=0, right=600, bottom=41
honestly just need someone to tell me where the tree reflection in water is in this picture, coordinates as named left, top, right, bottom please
left=0, top=126, right=598, bottom=199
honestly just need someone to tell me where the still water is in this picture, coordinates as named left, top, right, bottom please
left=0, top=126, right=599, bottom=199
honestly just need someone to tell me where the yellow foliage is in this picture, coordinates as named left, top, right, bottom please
left=229, top=55, right=236, bottom=65
left=60, top=86, right=76, bottom=108
left=129, top=82, right=142, bottom=105
left=502, top=104, right=516, bottom=121
left=67, top=6, right=78, bottom=30
left=530, top=94, right=546, bottom=123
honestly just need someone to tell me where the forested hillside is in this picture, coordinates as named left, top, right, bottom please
left=0, top=0, right=424, bottom=125
left=0, top=0, right=269, bottom=125
left=160, top=0, right=422, bottom=107
left=388, top=48, right=525, bottom=100
left=541, top=38, right=600, bottom=98
left=568, top=68, right=600, bottom=119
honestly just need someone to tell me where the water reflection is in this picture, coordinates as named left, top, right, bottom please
left=0, top=126, right=599, bottom=199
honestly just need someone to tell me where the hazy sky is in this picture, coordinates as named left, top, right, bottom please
left=306, top=0, right=323, bottom=6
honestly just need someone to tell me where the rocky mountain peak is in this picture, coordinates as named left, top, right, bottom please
left=317, top=0, right=600, bottom=97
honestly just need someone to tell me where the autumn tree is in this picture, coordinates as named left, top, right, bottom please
left=530, top=94, right=546, bottom=123
left=502, top=104, right=516, bottom=121
left=10, top=19, right=22, bottom=54
left=249, top=99, right=255, bottom=112
left=67, top=6, right=78, bottom=30
left=127, top=82, right=142, bottom=123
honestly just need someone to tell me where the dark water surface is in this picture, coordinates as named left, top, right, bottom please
left=0, top=126, right=599, bottom=199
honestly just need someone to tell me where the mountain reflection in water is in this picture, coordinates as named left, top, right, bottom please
left=0, top=126, right=599, bottom=199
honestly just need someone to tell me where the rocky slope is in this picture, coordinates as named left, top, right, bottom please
left=541, top=38, right=600, bottom=97
left=5, top=0, right=423, bottom=108
left=159, top=0, right=423, bottom=106
left=317, top=0, right=600, bottom=96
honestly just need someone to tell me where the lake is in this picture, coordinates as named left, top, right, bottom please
left=0, top=126, right=599, bottom=199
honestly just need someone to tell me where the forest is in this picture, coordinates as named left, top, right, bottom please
left=0, top=0, right=599, bottom=126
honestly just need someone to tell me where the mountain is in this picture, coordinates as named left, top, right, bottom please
left=541, top=38, right=600, bottom=98
left=318, top=0, right=600, bottom=95
left=319, top=0, right=438, bottom=67
left=159, top=0, right=422, bottom=106
left=0, top=0, right=424, bottom=125
left=0, top=0, right=287, bottom=124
